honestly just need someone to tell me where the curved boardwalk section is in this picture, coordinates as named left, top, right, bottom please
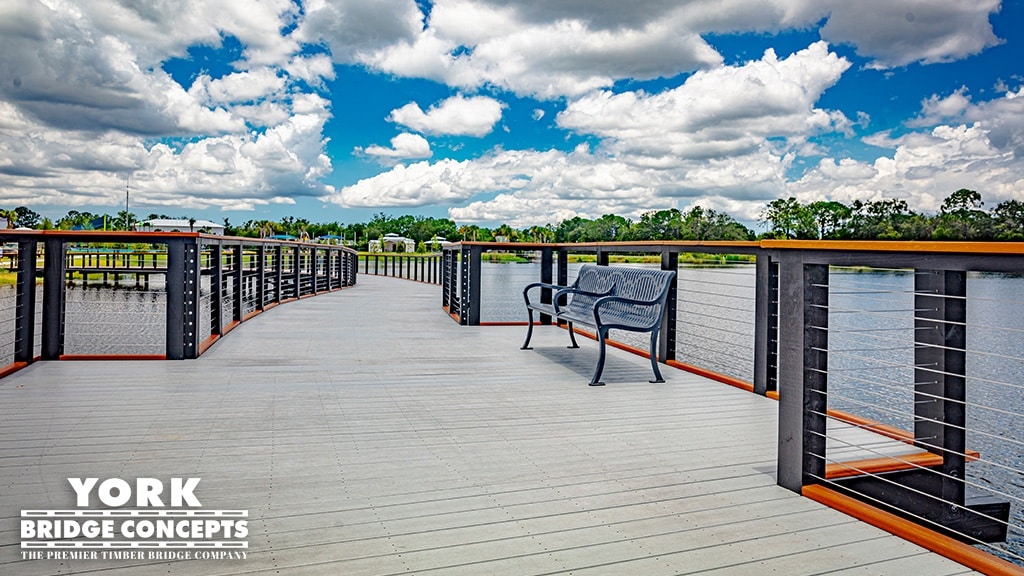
left=0, top=276, right=980, bottom=575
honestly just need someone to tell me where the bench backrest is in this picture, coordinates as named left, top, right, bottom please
left=565, top=264, right=676, bottom=326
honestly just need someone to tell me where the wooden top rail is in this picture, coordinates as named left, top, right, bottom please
left=0, top=230, right=357, bottom=254
left=760, top=239, right=1024, bottom=254
left=450, top=239, right=1024, bottom=256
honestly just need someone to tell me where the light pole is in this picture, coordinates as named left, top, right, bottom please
left=124, top=173, right=130, bottom=230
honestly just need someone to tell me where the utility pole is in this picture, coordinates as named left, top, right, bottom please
left=125, top=173, right=130, bottom=230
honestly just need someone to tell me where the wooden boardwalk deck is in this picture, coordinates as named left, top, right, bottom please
left=0, top=276, right=979, bottom=575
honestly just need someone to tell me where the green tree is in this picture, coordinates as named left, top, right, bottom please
left=848, top=199, right=915, bottom=239
left=346, top=222, right=367, bottom=248
left=523, top=225, right=555, bottom=243
left=554, top=216, right=589, bottom=242
left=933, top=189, right=991, bottom=240
left=630, top=209, right=683, bottom=240
left=492, top=223, right=516, bottom=242
left=991, top=199, right=1024, bottom=240
left=405, top=216, right=456, bottom=243
left=583, top=214, right=630, bottom=242
left=14, top=206, right=41, bottom=228
left=0, top=208, right=16, bottom=229
left=680, top=206, right=753, bottom=240
left=56, top=210, right=105, bottom=230
left=116, top=210, right=137, bottom=230
left=806, top=201, right=852, bottom=239
left=760, top=198, right=815, bottom=238
left=365, top=213, right=396, bottom=242
left=457, top=224, right=491, bottom=242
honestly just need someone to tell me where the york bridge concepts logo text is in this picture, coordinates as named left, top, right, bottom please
left=21, top=477, right=248, bottom=561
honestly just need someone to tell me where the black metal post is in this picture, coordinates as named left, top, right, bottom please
left=914, top=269, right=967, bottom=506
left=183, top=240, right=200, bottom=358
left=292, top=246, right=301, bottom=298
left=273, top=245, right=283, bottom=303
left=803, top=263, right=829, bottom=486
left=165, top=239, right=186, bottom=359
left=459, top=245, right=482, bottom=325
left=539, top=247, right=553, bottom=325
left=557, top=249, right=568, bottom=286
left=328, top=249, right=335, bottom=289
left=777, top=253, right=829, bottom=492
left=310, top=247, right=316, bottom=290
left=209, top=244, right=223, bottom=337
left=256, top=245, right=266, bottom=308
left=41, top=238, right=66, bottom=360
left=327, top=249, right=336, bottom=289
left=442, top=249, right=452, bottom=311
left=754, top=255, right=779, bottom=396
left=232, top=245, right=243, bottom=321
left=556, top=248, right=569, bottom=325
left=659, top=249, right=678, bottom=363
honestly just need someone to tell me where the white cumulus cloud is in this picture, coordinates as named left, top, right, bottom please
left=792, top=87, right=1024, bottom=211
left=360, top=133, right=433, bottom=164
left=388, top=94, right=505, bottom=137
left=557, top=42, right=851, bottom=165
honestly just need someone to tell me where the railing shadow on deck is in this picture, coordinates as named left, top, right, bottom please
left=443, top=239, right=1024, bottom=574
left=0, top=230, right=357, bottom=374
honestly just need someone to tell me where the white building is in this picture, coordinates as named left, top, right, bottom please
left=139, top=218, right=226, bottom=235
left=367, top=233, right=416, bottom=253
left=425, top=236, right=453, bottom=251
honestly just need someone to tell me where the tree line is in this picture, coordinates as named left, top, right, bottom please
left=3, top=189, right=1022, bottom=251
left=760, top=189, right=1024, bottom=240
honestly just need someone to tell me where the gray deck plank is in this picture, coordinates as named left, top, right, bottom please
left=0, top=276, right=984, bottom=575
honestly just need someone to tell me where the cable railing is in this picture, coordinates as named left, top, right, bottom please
left=360, top=252, right=443, bottom=285
left=444, top=239, right=1024, bottom=571
left=766, top=241, right=1024, bottom=571
left=675, top=261, right=756, bottom=383
left=0, top=231, right=357, bottom=369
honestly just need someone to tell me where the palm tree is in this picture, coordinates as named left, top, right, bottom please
left=1, top=209, right=17, bottom=229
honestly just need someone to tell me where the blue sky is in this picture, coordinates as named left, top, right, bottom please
left=0, top=0, right=1021, bottom=229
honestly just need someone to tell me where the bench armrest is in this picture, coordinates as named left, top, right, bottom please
left=522, top=281, right=570, bottom=306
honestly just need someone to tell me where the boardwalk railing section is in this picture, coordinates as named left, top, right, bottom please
left=359, top=253, right=443, bottom=285
left=443, top=240, right=1024, bottom=571
left=0, top=230, right=357, bottom=373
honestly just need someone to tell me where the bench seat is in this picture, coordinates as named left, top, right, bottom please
left=521, top=264, right=676, bottom=386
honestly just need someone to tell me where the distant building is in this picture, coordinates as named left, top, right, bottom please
left=368, top=233, right=416, bottom=253
left=139, top=218, right=225, bottom=235
left=425, top=236, right=453, bottom=251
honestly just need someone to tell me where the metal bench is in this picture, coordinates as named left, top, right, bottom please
left=521, top=264, right=677, bottom=386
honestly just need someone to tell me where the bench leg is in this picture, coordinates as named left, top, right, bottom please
left=567, top=321, right=580, bottom=349
left=521, top=308, right=535, bottom=350
left=648, top=330, right=665, bottom=383
left=589, top=327, right=608, bottom=386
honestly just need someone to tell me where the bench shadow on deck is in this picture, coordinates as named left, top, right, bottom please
left=0, top=276, right=979, bottom=575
